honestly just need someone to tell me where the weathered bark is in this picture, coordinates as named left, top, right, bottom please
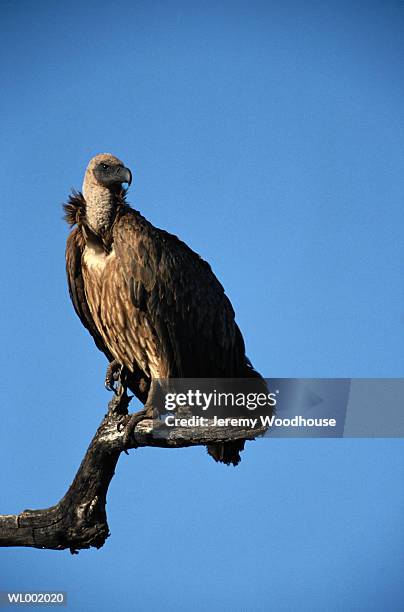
left=0, top=393, right=264, bottom=553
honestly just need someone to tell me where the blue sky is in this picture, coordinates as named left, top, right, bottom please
left=0, top=1, right=403, bottom=610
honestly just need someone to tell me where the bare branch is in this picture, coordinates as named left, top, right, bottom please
left=0, top=394, right=265, bottom=553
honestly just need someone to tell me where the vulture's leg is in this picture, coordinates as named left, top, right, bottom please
left=119, top=379, right=161, bottom=447
left=105, top=360, right=122, bottom=394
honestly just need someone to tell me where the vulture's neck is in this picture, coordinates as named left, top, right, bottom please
left=83, top=186, right=117, bottom=235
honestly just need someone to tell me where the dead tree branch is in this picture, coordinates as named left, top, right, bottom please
left=0, top=393, right=265, bottom=553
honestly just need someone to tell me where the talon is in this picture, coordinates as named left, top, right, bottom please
left=105, top=360, right=122, bottom=394
left=105, top=380, right=117, bottom=394
left=119, top=407, right=155, bottom=447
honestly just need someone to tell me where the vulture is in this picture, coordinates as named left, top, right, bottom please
left=64, top=153, right=268, bottom=465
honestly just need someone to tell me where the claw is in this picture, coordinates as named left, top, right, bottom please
left=105, top=360, right=123, bottom=395
left=105, top=380, right=117, bottom=394
left=117, top=407, right=154, bottom=447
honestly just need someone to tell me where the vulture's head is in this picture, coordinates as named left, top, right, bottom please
left=83, top=153, right=132, bottom=201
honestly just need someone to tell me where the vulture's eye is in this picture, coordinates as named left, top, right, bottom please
left=101, top=163, right=109, bottom=170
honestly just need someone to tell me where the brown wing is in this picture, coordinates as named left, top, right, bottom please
left=112, top=208, right=248, bottom=379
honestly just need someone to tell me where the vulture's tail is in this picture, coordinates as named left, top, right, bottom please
left=206, top=440, right=245, bottom=466
left=206, top=354, right=269, bottom=466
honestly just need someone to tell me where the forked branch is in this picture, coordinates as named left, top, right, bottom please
left=0, top=393, right=264, bottom=553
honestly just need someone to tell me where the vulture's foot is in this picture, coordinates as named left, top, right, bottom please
left=118, top=406, right=155, bottom=447
left=105, top=360, right=123, bottom=394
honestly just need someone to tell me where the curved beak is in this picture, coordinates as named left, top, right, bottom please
left=120, top=166, right=132, bottom=186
